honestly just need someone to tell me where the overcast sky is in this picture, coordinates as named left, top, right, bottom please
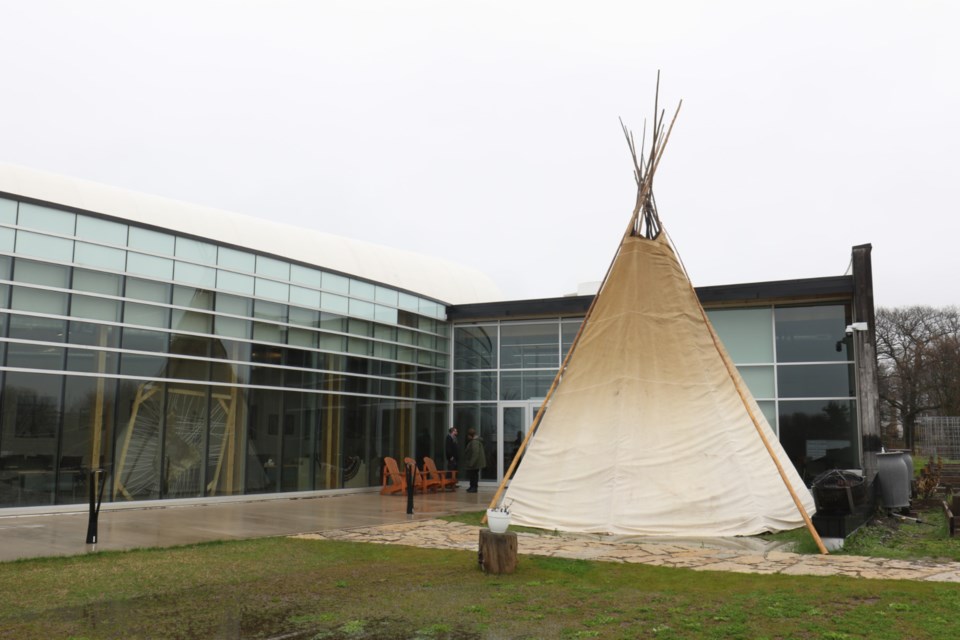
left=1, top=1, right=956, bottom=307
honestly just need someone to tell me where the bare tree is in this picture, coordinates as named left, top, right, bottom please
left=875, top=306, right=960, bottom=449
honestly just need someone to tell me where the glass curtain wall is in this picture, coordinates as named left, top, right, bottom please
left=452, top=304, right=859, bottom=484
left=0, top=196, right=451, bottom=508
left=452, top=319, right=581, bottom=481
left=706, top=304, right=858, bottom=480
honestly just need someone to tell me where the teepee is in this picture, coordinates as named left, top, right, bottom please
left=490, top=84, right=824, bottom=550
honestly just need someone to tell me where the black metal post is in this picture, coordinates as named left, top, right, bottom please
left=406, top=462, right=414, bottom=515
left=85, top=468, right=107, bottom=544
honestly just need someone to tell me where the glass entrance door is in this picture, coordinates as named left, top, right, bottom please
left=494, top=401, right=541, bottom=482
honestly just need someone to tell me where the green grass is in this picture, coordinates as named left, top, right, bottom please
left=2, top=517, right=960, bottom=639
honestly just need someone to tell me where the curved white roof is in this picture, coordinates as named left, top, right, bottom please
left=0, top=164, right=501, bottom=305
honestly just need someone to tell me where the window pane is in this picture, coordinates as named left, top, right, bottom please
left=375, top=305, right=398, bottom=325
left=217, top=246, right=255, bottom=271
left=375, top=286, right=398, bottom=305
left=125, top=278, right=170, bottom=303
left=349, top=279, right=375, bottom=301
left=500, top=370, right=555, bottom=401
left=290, top=264, right=323, bottom=288
left=778, top=363, right=856, bottom=398
left=288, top=327, right=318, bottom=348
left=68, top=321, right=120, bottom=349
left=318, top=333, right=344, bottom=352
left=707, top=308, right=774, bottom=363
left=8, top=314, right=67, bottom=342
left=15, top=231, right=74, bottom=260
left=76, top=216, right=127, bottom=245
left=73, top=269, right=122, bottom=295
left=500, top=322, right=559, bottom=369
left=5, top=342, right=65, bottom=370
left=454, top=371, right=497, bottom=401
left=11, top=287, right=68, bottom=314
left=561, top=319, right=583, bottom=360
left=420, top=299, right=444, bottom=319
left=18, top=202, right=75, bottom=234
left=214, top=316, right=249, bottom=339
left=321, top=292, right=349, bottom=314
left=290, top=285, right=320, bottom=308
left=172, top=309, right=213, bottom=333
left=74, top=242, right=126, bottom=270
left=254, top=300, right=286, bottom=323
left=0, top=197, right=16, bottom=223
left=175, top=237, right=217, bottom=264
left=255, top=277, right=289, bottom=301
left=398, top=292, right=419, bottom=311
left=124, top=302, right=169, bottom=328
left=256, top=256, right=289, bottom=279
left=0, top=227, right=14, bottom=251
left=119, top=353, right=167, bottom=377
left=128, top=227, right=175, bottom=254
left=737, top=365, right=775, bottom=399
left=14, top=259, right=70, bottom=287
left=322, top=272, right=349, bottom=294
left=217, top=270, right=254, bottom=295
left=174, top=261, right=217, bottom=287
left=253, top=322, right=283, bottom=343
left=775, top=305, right=850, bottom=363
left=121, top=327, right=168, bottom=353
left=779, top=399, right=859, bottom=479
left=127, top=253, right=173, bottom=279
left=215, top=292, right=251, bottom=316
left=289, top=306, right=319, bottom=328
left=172, top=286, right=214, bottom=310
left=71, top=295, right=121, bottom=322
left=349, top=299, right=375, bottom=320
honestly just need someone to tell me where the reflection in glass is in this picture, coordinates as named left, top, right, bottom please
left=778, top=399, right=859, bottom=481
left=60, top=375, right=117, bottom=505
left=500, top=322, right=559, bottom=369
left=0, top=372, right=62, bottom=506
left=162, top=383, right=208, bottom=498
left=775, top=305, right=850, bottom=363
left=500, top=370, right=555, bottom=401
left=777, top=364, right=855, bottom=398
left=707, top=307, right=774, bottom=363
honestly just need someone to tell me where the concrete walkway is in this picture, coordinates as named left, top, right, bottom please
left=3, top=489, right=960, bottom=582
left=0, top=488, right=493, bottom=562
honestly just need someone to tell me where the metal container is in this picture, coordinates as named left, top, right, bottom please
left=876, top=452, right=912, bottom=508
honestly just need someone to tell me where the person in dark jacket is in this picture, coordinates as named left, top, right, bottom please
left=445, top=426, right=460, bottom=473
left=462, top=428, right=486, bottom=493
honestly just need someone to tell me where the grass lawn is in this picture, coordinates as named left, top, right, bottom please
left=2, top=508, right=960, bottom=639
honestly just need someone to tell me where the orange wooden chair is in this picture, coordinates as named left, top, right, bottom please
left=423, top=456, right=457, bottom=491
left=380, top=456, right=407, bottom=495
left=404, top=457, right=441, bottom=493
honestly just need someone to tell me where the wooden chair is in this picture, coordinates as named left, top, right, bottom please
left=380, top=456, right=407, bottom=495
left=404, top=457, right=441, bottom=493
left=423, top=456, right=457, bottom=491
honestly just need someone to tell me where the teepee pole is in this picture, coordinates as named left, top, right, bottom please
left=693, top=293, right=829, bottom=555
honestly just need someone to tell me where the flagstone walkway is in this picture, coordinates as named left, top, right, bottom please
left=295, top=519, right=960, bottom=583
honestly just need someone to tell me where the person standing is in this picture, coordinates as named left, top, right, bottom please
left=445, top=426, right=460, bottom=473
left=462, top=427, right=486, bottom=493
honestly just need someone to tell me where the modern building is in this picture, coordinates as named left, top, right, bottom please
left=0, top=165, right=880, bottom=511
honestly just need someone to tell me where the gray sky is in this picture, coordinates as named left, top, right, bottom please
left=1, top=1, right=957, bottom=307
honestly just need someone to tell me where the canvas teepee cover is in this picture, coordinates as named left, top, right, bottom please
left=499, top=102, right=817, bottom=538
left=502, top=232, right=817, bottom=536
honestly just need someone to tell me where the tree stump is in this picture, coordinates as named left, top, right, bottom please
left=478, top=529, right=518, bottom=574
